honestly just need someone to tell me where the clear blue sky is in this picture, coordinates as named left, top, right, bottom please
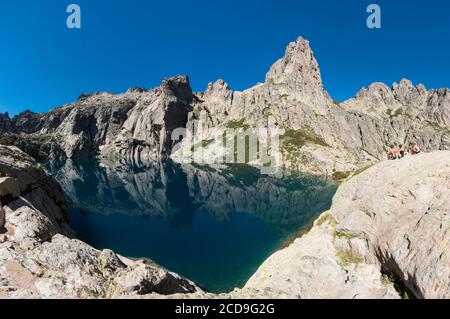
left=0, top=0, right=449, bottom=115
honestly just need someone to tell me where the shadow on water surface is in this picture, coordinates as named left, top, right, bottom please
left=48, top=159, right=337, bottom=293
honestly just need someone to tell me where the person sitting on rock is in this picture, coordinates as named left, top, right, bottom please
left=387, top=148, right=394, bottom=160
left=388, top=147, right=401, bottom=160
left=410, top=144, right=421, bottom=155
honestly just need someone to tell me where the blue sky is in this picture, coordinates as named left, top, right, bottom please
left=0, top=0, right=449, bottom=115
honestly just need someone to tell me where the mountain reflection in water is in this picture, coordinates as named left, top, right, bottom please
left=49, top=160, right=337, bottom=293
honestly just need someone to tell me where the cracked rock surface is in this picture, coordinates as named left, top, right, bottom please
left=237, top=152, right=450, bottom=299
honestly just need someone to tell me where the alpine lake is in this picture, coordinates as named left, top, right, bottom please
left=48, top=160, right=337, bottom=293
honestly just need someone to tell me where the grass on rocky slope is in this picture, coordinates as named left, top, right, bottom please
left=334, top=230, right=360, bottom=241
left=281, top=128, right=330, bottom=149
left=190, top=139, right=214, bottom=152
left=316, top=213, right=336, bottom=227
left=426, top=120, right=450, bottom=134
left=332, top=171, right=351, bottom=181
left=280, top=127, right=330, bottom=170
left=0, top=133, right=62, bottom=162
left=352, top=164, right=375, bottom=176
left=331, top=163, right=375, bottom=182
left=226, top=119, right=251, bottom=130
left=336, top=248, right=364, bottom=267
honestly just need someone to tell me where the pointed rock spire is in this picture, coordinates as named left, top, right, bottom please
left=266, top=37, right=324, bottom=90
left=265, top=36, right=329, bottom=106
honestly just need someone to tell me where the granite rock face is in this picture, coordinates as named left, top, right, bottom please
left=112, top=76, right=194, bottom=163
left=0, top=145, right=199, bottom=299
left=344, top=79, right=450, bottom=126
left=236, top=152, right=450, bottom=299
left=1, top=76, right=193, bottom=164
left=1, top=37, right=449, bottom=176
left=175, top=37, right=450, bottom=175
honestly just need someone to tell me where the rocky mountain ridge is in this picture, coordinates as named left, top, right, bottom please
left=1, top=36, right=449, bottom=175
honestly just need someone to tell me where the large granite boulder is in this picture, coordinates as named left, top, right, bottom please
left=239, top=152, right=450, bottom=299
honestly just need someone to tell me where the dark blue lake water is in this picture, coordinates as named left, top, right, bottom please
left=50, top=160, right=337, bottom=293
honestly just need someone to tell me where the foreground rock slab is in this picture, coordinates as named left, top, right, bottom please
left=0, top=145, right=199, bottom=299
left=238, top=152, right=449, bottom=299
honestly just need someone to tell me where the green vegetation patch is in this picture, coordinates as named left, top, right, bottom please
left=190, top=139, right=215, bottom=152
left=334, top=230, right=360, bottom=240
left=332, top=100, right=341, bottom=107
left=316, top=213, right=337, bottom=227
left=280, top=127, right=330, bottom=170
left=425, top=120, right=450, bottom=134
left=332, top=171, right=351, bottom=181
left=226, top=119, right=251, bottom=130
left=202, top=139, right=214, bottom=148
left=281, top=128, right=329, bottom=150
left=336, top=248, right=364, bottom=268
left=353, top=164, right=375, bottom=177
left=332, top=164, right=375, bottom=182
left=0, top=133, right=62, bottom=162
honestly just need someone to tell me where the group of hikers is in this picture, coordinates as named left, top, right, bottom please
left=388, top=143, right=421, bottom=160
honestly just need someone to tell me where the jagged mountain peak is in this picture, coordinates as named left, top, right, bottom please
left=263, top=36, right=330, bottom=107
left=356, top=82, right=391, bottom=97
left=392, top=78, right=427, bottom=94
left=204, top=79, right=233, bottom=98
left=393, top=78, right=417, bottom=89
left=354, top=79, right=428, bottom=98
left=160, top=75, right=193, bottom=102
left=349, top=78, right=430, bottom=105
left=265, top=36, right=323, bottom=88
left=206, top=79, right=229, bottom=92
left=2, top=35, right=449, bottom=174
left=127, top=87, right=149, bottom=94
left=343, top=78, right=450, bottom=126
left=391, top=79, right=428, bottom=106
